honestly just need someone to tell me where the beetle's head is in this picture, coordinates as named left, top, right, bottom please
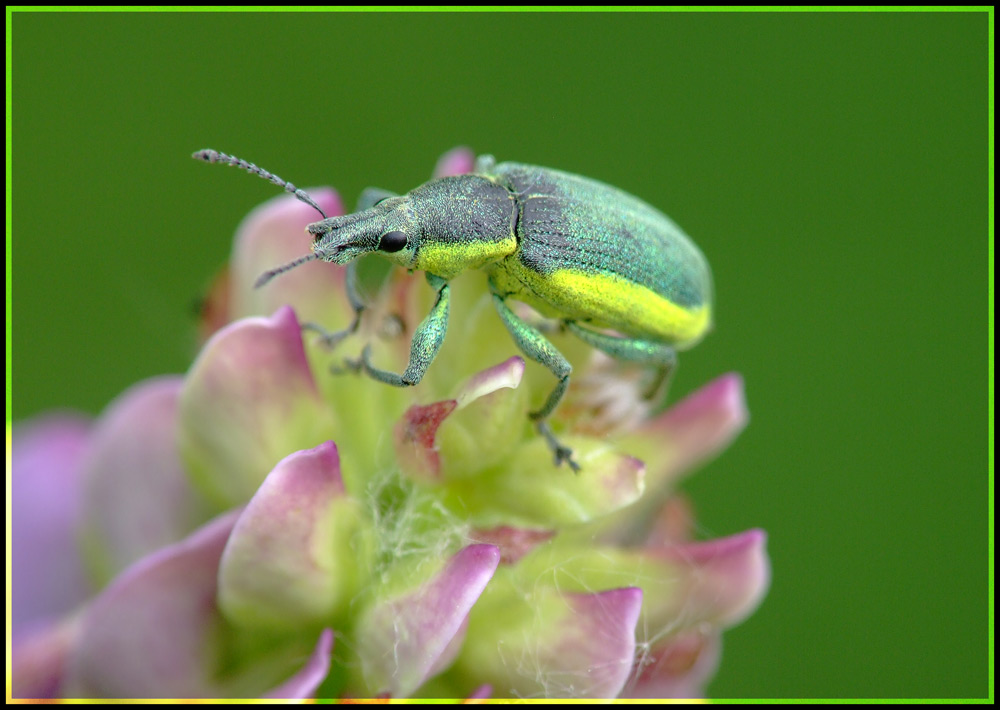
left=308, top=196, right=418, bottom=267
left=255, top=197, right=420, bottom=288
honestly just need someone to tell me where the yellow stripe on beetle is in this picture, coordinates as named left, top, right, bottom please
left=512, top=268, right=711, bottom=346
left=415, top=237, right=518, bottom=280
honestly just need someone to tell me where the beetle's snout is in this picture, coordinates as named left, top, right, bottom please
left=307, top=227, right=346, bottom=259
left=307, top=223, right=330, bottom=242
left=310, top=233, right=367, bottom=265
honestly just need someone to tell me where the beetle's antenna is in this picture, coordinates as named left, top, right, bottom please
left=193, top=149, right=328, bottom=219
left=254, top=253, right=321, bottom=289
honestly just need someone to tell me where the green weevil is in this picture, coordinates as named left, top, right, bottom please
left=193, top=149, right=713, bottom=471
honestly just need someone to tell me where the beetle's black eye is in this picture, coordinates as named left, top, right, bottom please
left=311, top=231, right=323, bottom=243
left=379, top=230, right=408, bottom=253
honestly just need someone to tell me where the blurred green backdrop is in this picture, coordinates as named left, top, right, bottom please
left=10, top=10, right=990, bottom=699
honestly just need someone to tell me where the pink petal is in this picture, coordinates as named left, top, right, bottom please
left=394, top=400, right=458, bottom=481
left=11, top=415, right=92, bottom=633
left=358, top=544, right=500, bottom=697
left=11, top=616, right=81, bottom=699
left=623, top=629, right=721, bottom=699
left=562, top=352, right=656, bottom=437
left=468, top=526, right=555, bottom=565
left=466, top=684, right=493, bottom=700
left=433, top=147, right=476, bottom=178
left=64, top=511, right=241, bottom=698
left=79, top=376, right=202, bottom=583
left=427, top=615, right=471, bottom=679
left=643, top=494, right=697, bottom=546
left=460, top=586, right=643, bottom=699
left=178, top=306, right=334, bottom=506
left=263, top=628, right=335, bottom=699
left=228, top=188, right=352, bottom=328
left=609, top=373, right=748, bottom=542
left=598, top=455, right=648, bottom=509
left=218, top=442, right=358, bottom=628
left=453, top=356, right=525, bottom=410
left=432, top=357, right=530, bottom=479
left=552, top=587, right=644, bottom=698
left=650, top=529, right=771, bottom=628
left=635, top=372, right=748, bottom=488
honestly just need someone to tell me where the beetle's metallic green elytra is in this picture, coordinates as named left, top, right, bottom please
left=194, top=150, right=712, bottom=471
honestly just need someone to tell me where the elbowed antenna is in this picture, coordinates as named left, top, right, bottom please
left=192, top=149, right=328, bottom=219
left=253, top=252, right=321, bottom=289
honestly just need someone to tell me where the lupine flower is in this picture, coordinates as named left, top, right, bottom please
left=10, top=148, right=770, bottom=699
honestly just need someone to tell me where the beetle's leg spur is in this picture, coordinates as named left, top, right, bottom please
left=360, top=273, right=450, bottom=387
left=565, top=322, right=678, bottom=401
left=491, top=292, right=579, bottom=472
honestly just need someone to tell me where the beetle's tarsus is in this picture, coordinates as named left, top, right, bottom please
left=537, top=421, right=581, bottom=473
left=306, top=321, right=364, bottom=375
left=555, top=446, right=581, bottom=473
left=357, top=343, right=418, bottom=387
left=330, top=355, right=363, bottom=376
left=303, top=320, right=360, bottom=352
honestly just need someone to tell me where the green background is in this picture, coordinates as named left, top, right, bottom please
left=10, top=10, right=991, bottom=699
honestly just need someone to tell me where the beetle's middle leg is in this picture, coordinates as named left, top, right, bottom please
left=565, top=322, right=677, bottom=400
left=491, top=292, right=579, bottom=472
left=359, top=273, right=450, bottom=387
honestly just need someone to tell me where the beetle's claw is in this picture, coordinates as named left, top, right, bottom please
left=553, top=444, right=581, bottom=472
left=303, top=321, right=351, bottom=350
left=537, top=421, right=581, bottom=473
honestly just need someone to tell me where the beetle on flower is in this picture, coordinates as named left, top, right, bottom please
left=194, top=148, right=712, bottom=471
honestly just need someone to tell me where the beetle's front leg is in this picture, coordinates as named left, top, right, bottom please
left=302, top=260, right=365, bottom=352
left=360, top=273, right=449, bottom=387
left=491, top=292, right=579, bottom=472
left=302, top=189, right=399, bottom=354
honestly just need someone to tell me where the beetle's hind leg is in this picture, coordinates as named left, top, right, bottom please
left=491, top=293, right=579, bottom=472
left=564, top=322, right=677, bottom=401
